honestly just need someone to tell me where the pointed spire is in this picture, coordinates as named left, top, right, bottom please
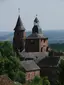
left=32, top=15, right=43, bottom=34
left=14, top=15, right=25, bottom=31
left=34, top=15, right=39, bottom=23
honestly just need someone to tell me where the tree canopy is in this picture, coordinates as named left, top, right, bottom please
left=57, top=59, right=64, bottom=85
left=0, top=41, right=25, bottom=84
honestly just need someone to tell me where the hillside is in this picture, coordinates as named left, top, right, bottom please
left=50, top=43, right=64, bottom=52
left=0, top=30, right=64, bottom=44
left=0, top=32, right=31, bottom=41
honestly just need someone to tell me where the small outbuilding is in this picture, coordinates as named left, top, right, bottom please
left=21, top=60, right=40, bottom=81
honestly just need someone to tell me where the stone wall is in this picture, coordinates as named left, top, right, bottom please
left=39, top=39, right=48, bottom=52
left=25, top=39, right=39, bottom=52
left=26, top=70, right=40, bottom=81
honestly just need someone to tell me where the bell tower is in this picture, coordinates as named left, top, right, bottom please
left=25, top=16, right=48, bottom=52
left=13, top=15, right=25, bottom=54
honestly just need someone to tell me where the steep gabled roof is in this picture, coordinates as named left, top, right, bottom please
left=14, top=15, right=25, bottom=31
left=21, top=60, right=40, bottom=71
left=38, top=56, right=60, bottom=67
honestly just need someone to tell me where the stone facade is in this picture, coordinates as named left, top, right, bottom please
left=25, top=39, right=39, bottom=52
left=21, top=60, right=40, bottom=81
left=39, top=39, right=48, bottom=52
left=13, top=16, right=25, bottom=53
left=25, top=16, right=48, bottom=52
left=25, top=38, right=48, bottom=52
left=26, top=71, right=40, bottom=81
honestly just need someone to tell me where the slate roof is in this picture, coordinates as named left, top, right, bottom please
left=0, top=75, right=15, bottom=85
left=27, top=16, right=48, bottom=39
left=21, top=60, right=40, bottom=71
left=34, top=17, right=39, bottom=23
left=26, top=33, right=48, bottom=39
left=32, top=17, right=44, bottom=35
left=38, top=56, right=60, bottom=67
left=19, top=52, right=48, bottom=63
left=14, top=15, right=25, bottom=31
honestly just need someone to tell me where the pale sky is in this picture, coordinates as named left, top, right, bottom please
left=0, top=0, right=64, bottom=31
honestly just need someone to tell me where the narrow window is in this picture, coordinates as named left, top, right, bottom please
left=41, top=47, right=43, bottom=52
left=44, top=39, right=46, bottom=43
left=41, top=39, right=42, bottom=42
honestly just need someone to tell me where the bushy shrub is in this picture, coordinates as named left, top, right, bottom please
left=42, top=77, right=50, bottom=85
left=15, top=71, right=25, bottom=84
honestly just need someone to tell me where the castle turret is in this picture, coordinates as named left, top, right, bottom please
left=25, top=16, right=48, bottom=52
left=32, top=16, right=43, bottom=34
left=13, top=15, right=25, bottom=54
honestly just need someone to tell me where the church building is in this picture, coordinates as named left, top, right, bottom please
left=13, top=15, right=48, bottom=53
left=13, top=15, right=60, bottom=83
left=25, top=16, right=48, bottom=52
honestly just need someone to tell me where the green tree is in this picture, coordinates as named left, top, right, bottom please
left=28, top=76, right=50, bottom=85
left=0, top=41, right=14, bottom=57
left=0, top=55, right=25, bottom=83
left=42, top=77, right=50, bottom=85
left=0, top=56, right=19, bottom=79
left=28, top=76, right=42, bottom=85
left=33, top=76, right=41, bottom=84
left=57, top=59, right=64, bottom=85
left=15, top=71, right=25, bottom=84
left=0, top=41, right=25, bottom=84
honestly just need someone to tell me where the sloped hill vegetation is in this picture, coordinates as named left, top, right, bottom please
left=50, top=43, right=64, bottom=52
left=0, top=41, right=25, bottom=84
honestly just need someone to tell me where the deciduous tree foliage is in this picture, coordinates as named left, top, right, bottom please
left=0, top=41, right=25, bottom=84
left=28, top=76, right=50, bottom=85
left=0, top=41, right=14, bottom=57
left=42, top=77, right=50, bottom=85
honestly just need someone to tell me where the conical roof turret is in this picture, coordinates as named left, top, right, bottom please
left=14, top=15, right=25, bottom=31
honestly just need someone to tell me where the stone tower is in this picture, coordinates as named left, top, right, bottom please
left=13, top=15, right=25, bottom=54
left=25, top=16, right=48, bottom=52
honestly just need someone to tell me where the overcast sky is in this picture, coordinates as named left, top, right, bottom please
left=0, top=0, right=64, bottom=31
